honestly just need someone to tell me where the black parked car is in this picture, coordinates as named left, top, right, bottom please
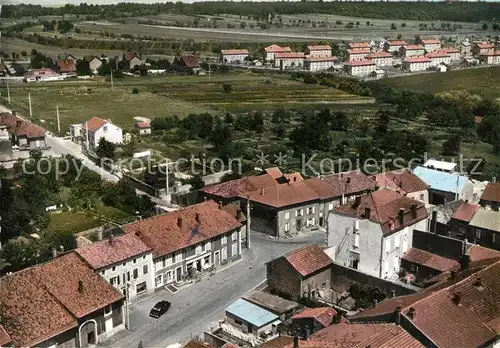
left=149, top=300, right=171, bottom=318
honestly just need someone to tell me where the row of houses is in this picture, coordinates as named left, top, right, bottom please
left=0, top=111, right=46, bottom=149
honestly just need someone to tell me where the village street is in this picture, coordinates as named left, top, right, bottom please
left=101, top=230, right=326, bottom=348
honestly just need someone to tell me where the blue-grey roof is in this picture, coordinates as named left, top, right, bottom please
left=226, top=298, right=279, bottom=328
left=413, top=166, right=468, bottom=194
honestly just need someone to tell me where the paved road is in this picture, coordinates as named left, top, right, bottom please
left=102, top=230, right=326, bottom=348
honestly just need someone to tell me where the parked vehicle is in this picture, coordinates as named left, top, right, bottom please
left=149, top=300, right=171, bottom=318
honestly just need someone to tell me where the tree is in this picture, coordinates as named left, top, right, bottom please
left=75, top=59, right=90, bottom=76
left=391, top=23, right=397, bottom=30
left=97, top=61, right=111, bottom=76
left=184, top=174, right=204, bottom=190
left=271, top=123, right=286, bottom=138
left=224, top=112, right=234, bottom=124
left=397, top=33, right=402, bottom=40
left=210, top=117, right=232, bottom=150
left=96, top=138, right=116, bottom=160
left=222, top=83, right=232, bottom=93
left=482, top=23, right=488, bottom=30
left=442, top=134, right=461, bottom=155
left=401, top=23, right=406, bottom=27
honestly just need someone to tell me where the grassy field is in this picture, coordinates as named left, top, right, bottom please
left=385, top=66, right=500, bottom=100
left=2, top=71, right=372, bottom=132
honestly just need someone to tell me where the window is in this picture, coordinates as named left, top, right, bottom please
left=196, top=245, right=203, bottom=255
left=133, top=258, right=137, bottom=264
left=143, top=255, right=146, bottom=260
left=308, top=207, right=314, bottom=215
left=133, top=268, right=138, bottom=279
left=162, top=258, right=167, bottom=268
left=222, top=247, right=227, bottom=261
left=117, top=276, right=121, bottom=285
left=204, top=255, right=210, bottom=266
left=222, top=236, right=227, bottom=245
left=385, top=238, right=391, bottom=253
left=285, top=223, right=290, bottom=232
left=143, top=265, right=148, bottom=275
left=136, top=282, right=147, bottom=294
left=127, top=272, right=130, bottom=282
left=232, top=243, right=238, bottom=256
left=476, top=229, right=482, bottom=240
left=175, top=251, right=183, bottom=263
left=420, top=194, right=424, bottom=201
left=112, top=266, right=116, bottom=272
left=104, top=305, right=112, bottom=315
left=295, top=209, right=303, bottom=217
left=232, top=232, right=237, bottom=241
left=395, top=234, right=400, bottom=249
left=284, top=212, right=290, bottom=220
left=122, top=263, right=126, bottom=267
left=353, top=233, right=359, bottom=248
left=103, top=126, right=108, bottom=132
left=101, top=270, right=105, bottom=275
left=328, top=203, right=334, bottom=211
left=205, top=241, right=212, bottom=251
left=110, top=277, right=116, bottom=286
left=393, top=254, right=400, bottom=271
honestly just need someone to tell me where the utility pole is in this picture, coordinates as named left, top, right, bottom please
left=56, top=105, right=61, bottom=133
left=165, top=159, right=170, bottom=203
left=110, top=69, right=114, bottom=89
left=208, top=63, right=211, bottom=80
left=85, top=121, right=90, bottom=152
left=246, top=195, right=251, bottom=249
left=6, top=81, right=10, bottom=104
left=28, top=93, right=32, bottom=118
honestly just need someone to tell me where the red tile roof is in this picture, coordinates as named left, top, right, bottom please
left=265, top=167, right=283, bottom=179
left=245, top=181, right=319, bottom=208
left=0, top=112, right=45, bottom=138
left=123, top=200, right=242, bottom=257
left=386, top=40, right=408, bottom=46
left=442, top=47, right=461, bottom=53
left=482, top=50, right=500, bottom=56
left=56, top=59, right=76, bottom=73
left=284, top=245, right=332, bottom=277
left=421, top=39, right=441, bottom=44
left=426, top=51, right=451, bottom=58
left=284, top=172, right=303, bottom=183
left=123, top=52, right=140, bottom=61
left=175, top=55, right=199, bottom=69
left=265, top=45, right=292, bottom=53
left=135, top=121, right=151, bottom=129
left=221, top=49, right=249, bottom=55
left=201, top=174, right=277, bottom=199
left=183, top=340, right=213, bottom=348
left=304, top=56, right=338, bottom=62
left=403, top=45, right=425, bottom=50
left=451, top=201, right=479, bottom=222
left=367, top=51, right=392, bottom=58
left=348, top=42, right=370, bottom=49
left=85, top=116, right=108, bottom=132
left=481, top=182, right=500, bottom=202
left=374, top=169, right=428, bottom=195
left=353, top=323, right=425, bottom=348
left=347, top=48, right=371, bottom=54
left=292, top=307, right=336, bottom=327
left=345, top=59, right=375, bottom=66
left=76, top=234, right=152, bottom=270
left=275, top=52, right=305, bottom=59
left=476, top=42, right=496, bottom=49
left=220, top=203, right=246, bottom=222
left=467, top=245, right=500, bottom=263
left=0, top=326, right=12, bottom=346
left=402, top=248, right=459, bottom=272
left=307, top=45, right=332, bottom=51
left=304, top=171, right=376, bottom=200
left=0, top=252, right=123, bottom=347
left=310, top=323, right=389, bottom=347
left=335, top=189, right=428, bottom=234
left=404, top=56, right=431, bottom=63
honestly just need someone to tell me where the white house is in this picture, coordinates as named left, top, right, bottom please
left=274, top=52, right=305, bottom=70
left=480, top=50, right=500, bottom=65
left=264, top=45, right=291, bottom=61
left=76, top=234, right=155, bottom=302
left=384, top=40, right=408, bottom=54
left=441, top=47, right=461, bottom=61
left=328, top=189, right=428, bottom=279
left=23, top=68, right=64, bottom=83
left=304, top=56, right=338, bottom=72
left=419, top=39, right=442, bottom=52
left=220, top=49, right=249, bottom=64
left=425, top=51, right=451, bottom=67
left=400, top=45, right=426, bottom=58
left=344, top=60, right=376, bottom=76
left=306, top=45, right=332, bottom=58
left=403, top=56, right=431, bottom=72
left=84, top=55, right=103, bottom=74
left=82, top=116, right=123, bottom=148
left=366, top=51, right=393, bottom=67
left=347, top=48, right=371, bottom=61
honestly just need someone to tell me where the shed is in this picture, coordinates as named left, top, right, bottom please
left=225, top=298, right=281, bottom=336
left=242, top=291, right=300, bottom=321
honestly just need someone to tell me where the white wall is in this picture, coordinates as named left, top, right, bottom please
left=91, top=123, right=123, bottom=147
left=406, top=189, right=429, bottom=205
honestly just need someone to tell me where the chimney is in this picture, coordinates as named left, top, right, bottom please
left=218, top=201, right=223, bottom=208
left=77, top=280, right=84, bottom=293
left=411, top=204, right=417, bottom=219
left=465, top=199, right=469, bottom=203
left=364, top=207, right=371, bottom=219
left=195, top=212, right=200, bottom=223
left=346, top=177, right=351, bottom=184
left=452, top=292, right=461, bottom=305
left=407, top=307, right=416, bottom=320
left=293, top=176, right=297, bottom=182
left=391, top=290, right=396, bottom=298
left=473, top=277, right=482, bottom=287
left=177, top=217, right=183, bottom=228
left=97, top=228, right=103, bottom=241
left=450, top=269, right=457, bottom=281
left=459, top=254, right=470, bottom=270
left=52, top=247, right=57, bottom=259
left=260, top=187, right=265, bottom=195
left=293, top=335, right=299, bottom=348
left=108, top=234, right=114, bottom=245
left=431, top=210, right=438, bottom=233
left=16, top=120, right=22, bottom=128
left=394, top=305, right=402, bottom=325
left=398, top=208, right=405, bottom=225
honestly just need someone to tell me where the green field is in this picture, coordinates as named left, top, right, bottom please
left=385, top=66, right=500, bottom=100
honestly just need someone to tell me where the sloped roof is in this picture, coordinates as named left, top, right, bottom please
left=451, top=201, right=479, bottom=222
left=421, top=39, right=441, bottom=44
left=0, top=326, right=12, bottom=346
left=401, top=248, right=459, bottom=272
left=307, top=45, right=332, bottom=51
left=481, top=182, right=500, bottom=202
left=123, top=200, right=242, bottom=257
left=83, top=55, right=102, bottom=63
left=344, top=59, right=375, bottom=67
left=304, top=56, right=338, bottom=62
left=347, top=48, right=371, bottom=54
left=0, top=112, right=45, bottom=138
left=413, top=166, right=469, bottom=194
left=426, top=51, right=451, bottom=58
left=76, top=234, right=152, bottom=270
left=220, top=203, right=246, bottom=222
left=404, top=56, right=431, bottom=63
left=467, top=245, right=500, bottom=263
left=245, top=181, right=319, bottom=208
left=348, top=42, right=370, bottom=49
left=265, top=45, right=291, bottom=53
left=242, top=291, right=299, bottom=314
left=221, top=49, right=249, bottom=55
left=284, top=245, right=332, bottom=277
left=334, top=189, right=428, bottom=234
left=386, top=40, right=408, bottom=45
left=469, top=209, right=500, bottom=232
left=200, top=174, right=277, bottom=199
left=265, top=167, right=283, bottom=179
left=275, top=52, right=305, bottom=59
left=403, top=45, right=425, bottom=50
left=374, top=169, right=428, bottom=195
left=183, top=340, right=213, bottom=348
left=304, top=171, right=376, bottom=200
left=292, top=307, right=336, bottom=327
left=84, top=116, right=108, bottom=132
left=135, top=121, right=150, bottom=129
left=123, top=52, right=140, bottom=61
left=367, top=51, right=392, bottom=58
left=56, top=59, right=76, bottom=72
left=175, top=55, right=199, bottom=68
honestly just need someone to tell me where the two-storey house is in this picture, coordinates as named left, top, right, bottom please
left=374, top=169, right=429, bottom=204
left=402, top=56, right=431, bottom=72
left=76, top=234, right=154, bottom=302
left=418, top=39, right=442, bottom=52
left=123, top=200, right=243, bottom=290
left=220, top=49, right=249, bottom=64
left=348, top=42, right=370, bottom=50
left=480, top=50, right=500, bottom=65
left=83, top=55, right=103, bottom=74
left=425, top=51, right=451, bottom=67
left=366, top=51, right=393, bottom=67
left=80, top=116, right=123, bottom=148
left=306, top=45, right=332, bottom=58
left=304, top=56, right=338, bottom=72
left=344, top=60, right=376, bottom=76
left=264, top=45, right=292, bottom=61
left=400, top=45, right=425, bottom=58
left=328, top=189, right=428, bottom=279
left=274, top=52, right=305, bottom=70
left=347, top=48, right=371, bottom=61
left=0, top=112, right=46, bottom=148
left=467, top=208, right=500, bottom=251
left=122, top=52, right=143, bottom=70
left=384, top=40, right=408, bottom=54
left=472, top=42, right=496, bottom=56
left=441, top=47, right=461, bottom=61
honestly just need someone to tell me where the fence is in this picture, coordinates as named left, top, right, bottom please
left=121, top=172, right=158, bottom=197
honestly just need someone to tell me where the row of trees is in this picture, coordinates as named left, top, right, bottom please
left=3, top=2, right=500, bottom=22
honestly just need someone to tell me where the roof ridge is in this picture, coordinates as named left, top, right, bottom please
left=354, top=324, right=393, bottom=347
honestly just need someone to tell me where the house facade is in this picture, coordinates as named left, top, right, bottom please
left=220, top=49, right=249, bottom=63
left=403, top=56, right=431, bottom=72
left=347, top=49, right=371, bottom=61
left=472, top=42, right=496, bottom=56
left=426, top=52, right=451, bottom=66
left=441, top=47, right=461, bottom=61
left=172, top=55, right=199, bottom=74
left=264, top=45, right=292, bottom=61
left=419, top=39, right=442, bottom=52
left=123, top=200, right=243, bottom=290
left=24, top=68, right=63, bottom=82
left=122, top=52, right=143, bottom=70
left=304, top=56, right=338, bottom=72
left=480, top=50, right=500, bottom=64
left=467, top=209, right=500, bottom=250
left=344, top=60, right=376, bottom=76
left=328, top=189, right=428, bottom=279
left=306, top=45, right=332, bottom=58
left=55, top=59, right=77, bottom=76
left=266, top=245, right=333, bottom=300
left=82, top=116, right=123, bottom=148
left=76, top=234, right=155, bottom=302
left=384, top=40, right=408, bottom=53
left=348, top=42, right=370, bottom=50
left=135, top=121, right=151, bottom=135
left=274, top=52, right=305, bottom=70
left=400, top=45, right=426, bottom=58
left=366, top=51, right=393, bottom=67
left=0, top=252, right=125, bottom=348
left=84, top=55, right=103, bottom=74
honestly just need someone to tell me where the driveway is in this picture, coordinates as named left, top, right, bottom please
left=102, top=230, right=326, bottom=348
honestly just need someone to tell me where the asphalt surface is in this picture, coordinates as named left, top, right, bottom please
left=101, top=230, right=326, bottom=348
